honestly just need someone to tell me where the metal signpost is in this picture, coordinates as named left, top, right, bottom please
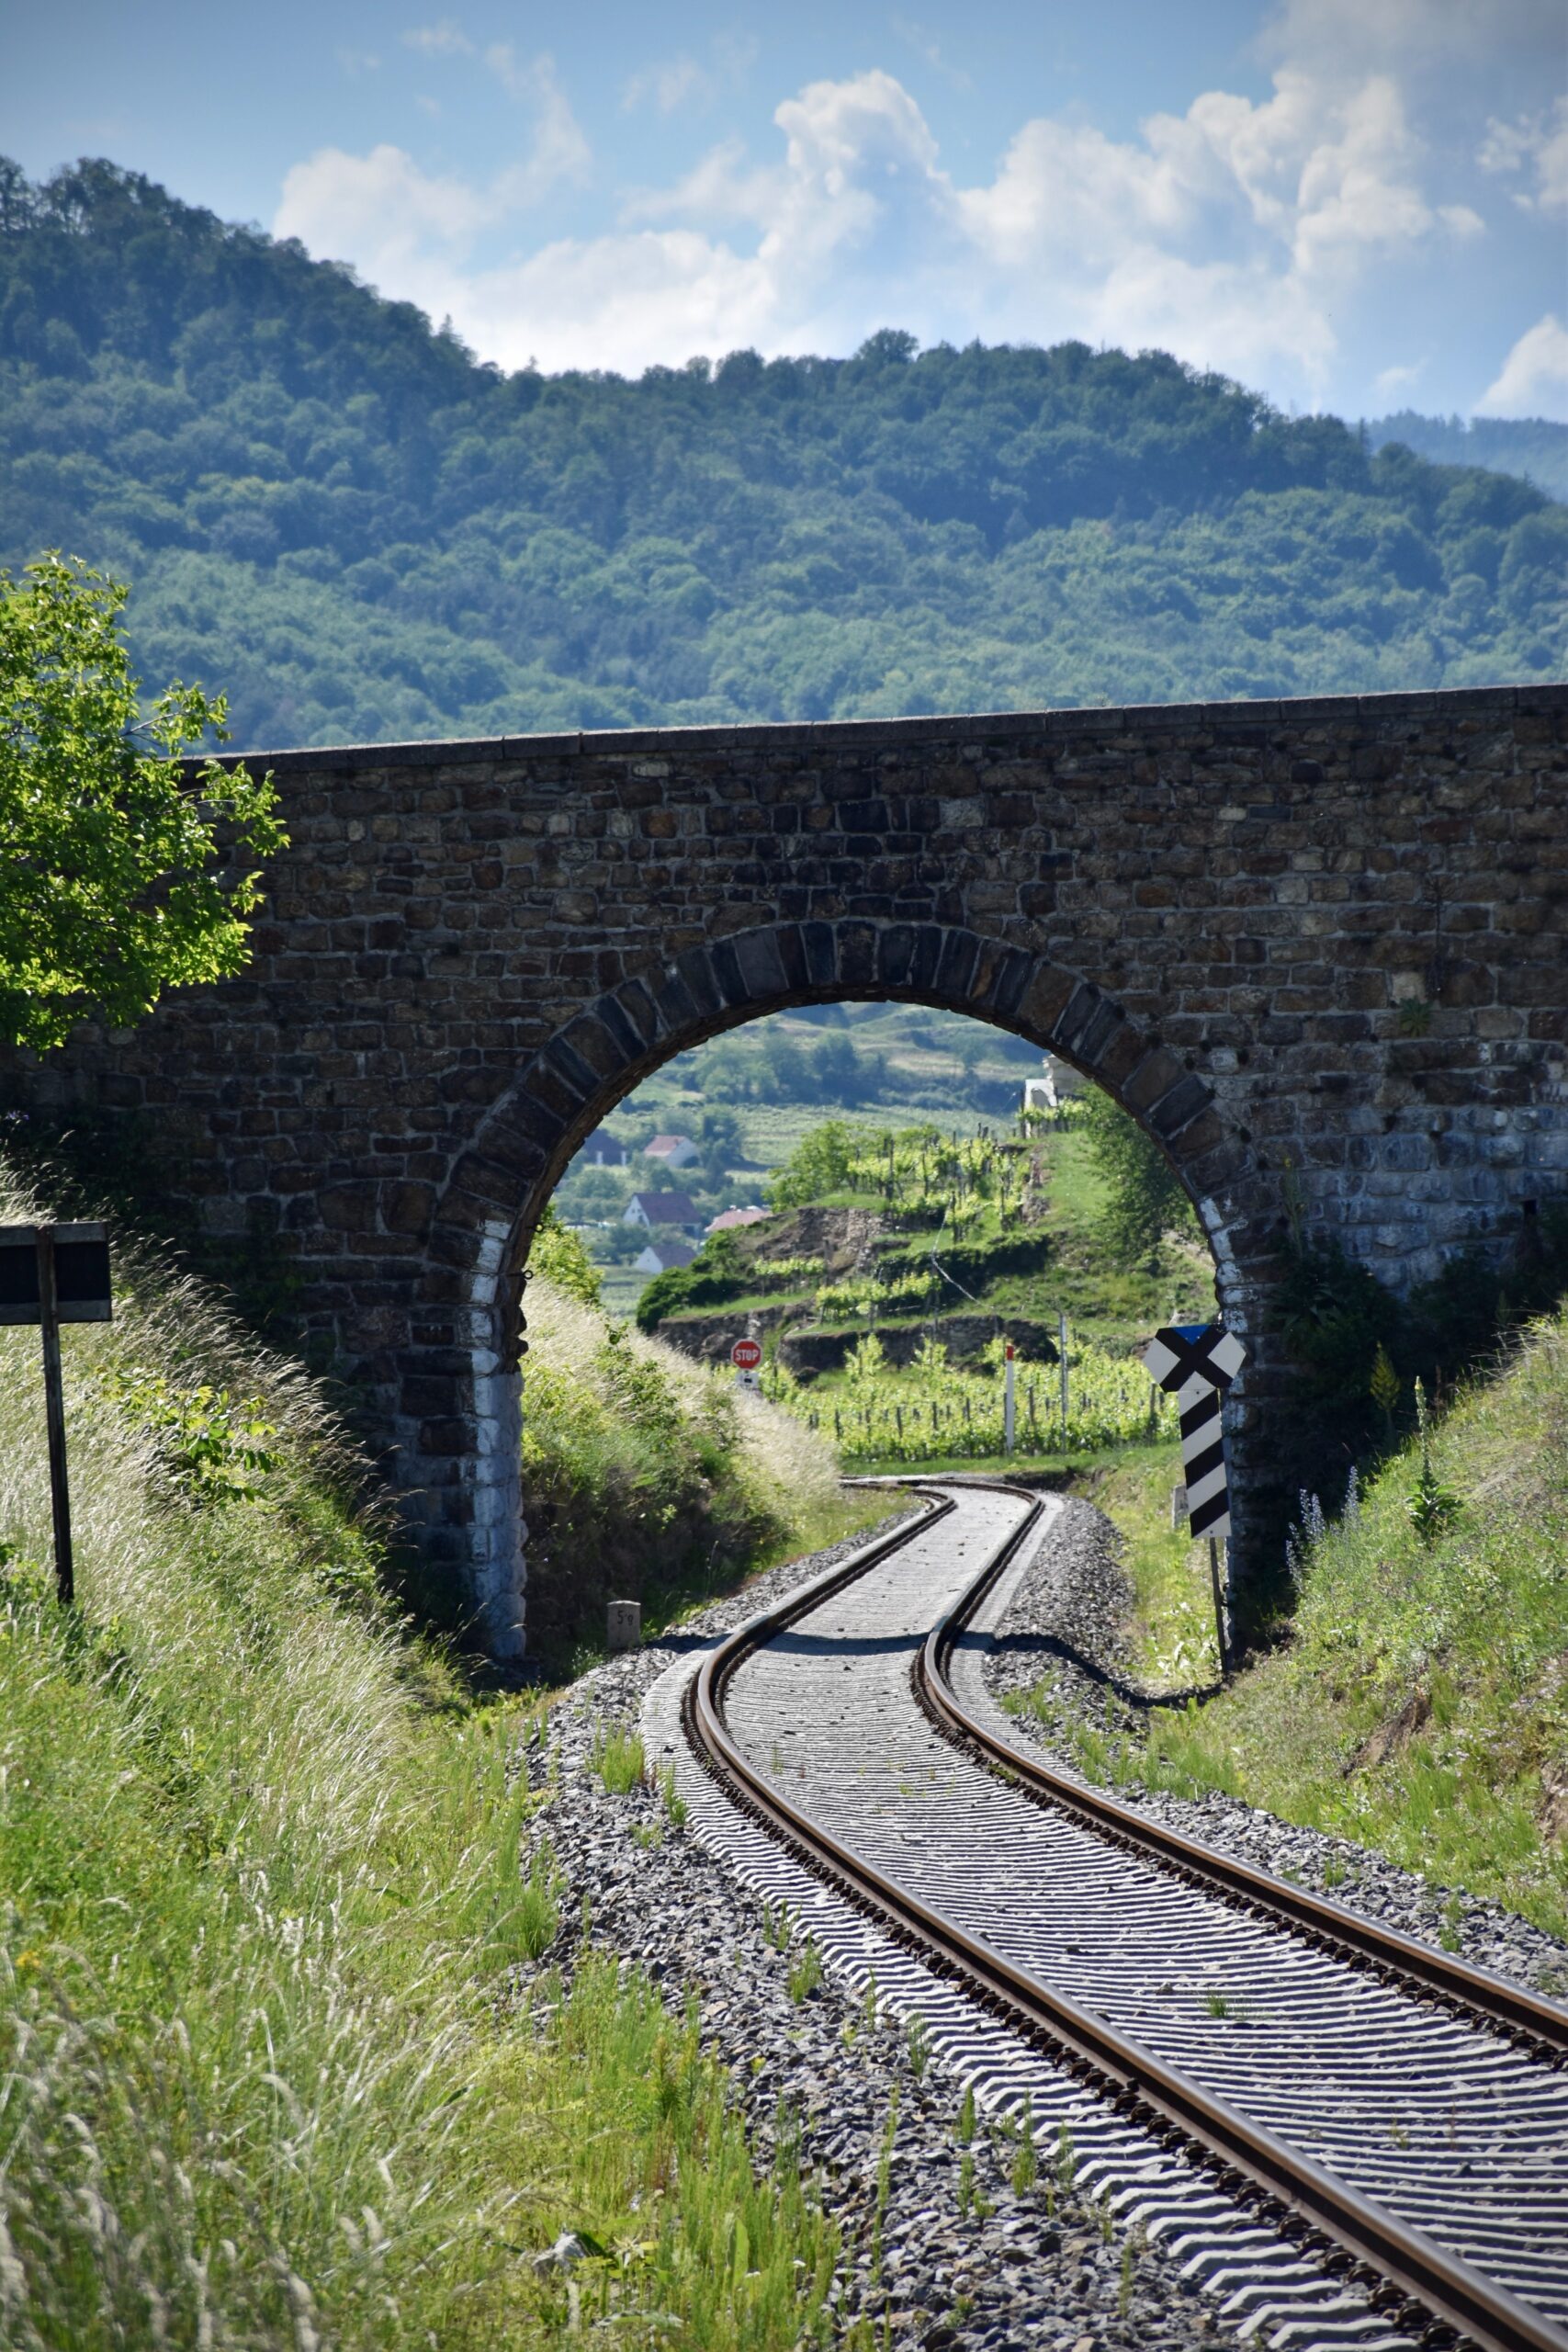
left=0, top=1224, right=114, bottom=1604
left=1140, top=1321, right=1247, bottom=1671
left=730, top=1335, right=762, bottom=1393
left=1003, top=1341, right=1016, bottom=1454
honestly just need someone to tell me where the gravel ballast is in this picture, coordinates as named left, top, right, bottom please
left=981, top=1494, right=1568, bottom=2002
left=524, top=1510, right=1226, bottom=2352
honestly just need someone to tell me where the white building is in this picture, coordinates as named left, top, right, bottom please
left=1022, top=1054, right=1086, bottom=1114
left=644, top=1133, right=698, bottom=1170
left=634, top=1238, right=698, bottom=1275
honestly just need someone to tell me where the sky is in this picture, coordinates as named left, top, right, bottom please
left=2, top=0, right=1565, bottom=420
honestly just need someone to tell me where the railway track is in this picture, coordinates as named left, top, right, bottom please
left=672, top=1481, right=1568, bottom=2352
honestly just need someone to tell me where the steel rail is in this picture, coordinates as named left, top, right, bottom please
left=919, top=1484, right=1568, bottom=2061
left=686, top=1482, right=1568, bottom=2352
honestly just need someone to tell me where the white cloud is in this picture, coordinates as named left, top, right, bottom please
left=1480, top=96, right=1568, bottom=215
left=622, top=34, right=758, bottom=118
left=1475, top=313, right=1568, bottom=419
left=277, top=144, right=491, bottom=258
left=277, top=46, right=589, bottom=282
left=482, top=50, right=592, bottom=191
left=400, top=18, right=472, bottom=57
left=273, top=33, right=1510, bottom=399
left=623, top=56, right=708, bottom=116
left=1372, top=356, right=1427, bottom=401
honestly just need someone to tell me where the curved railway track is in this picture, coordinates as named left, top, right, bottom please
left=678, top=1481, right=1568, bottom=2352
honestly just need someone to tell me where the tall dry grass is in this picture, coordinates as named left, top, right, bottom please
left=0, top=1163, right=847, bottom=2346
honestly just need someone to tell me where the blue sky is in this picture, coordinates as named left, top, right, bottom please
left=3, top=0, right=1564, bottom=418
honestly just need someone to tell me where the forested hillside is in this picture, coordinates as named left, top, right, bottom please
left=1365, top=413, right=1568, bottom=503
left=2, top=155, right=1563, bottom=750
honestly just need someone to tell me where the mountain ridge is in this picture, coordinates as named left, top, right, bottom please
left=2, top=154, right=1563, bottom=748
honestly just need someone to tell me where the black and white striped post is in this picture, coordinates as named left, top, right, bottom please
left=1140, top=1322, right=1247, bottom=1671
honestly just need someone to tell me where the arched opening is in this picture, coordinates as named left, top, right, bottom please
left=406, top=920, right=1268, bottom=1658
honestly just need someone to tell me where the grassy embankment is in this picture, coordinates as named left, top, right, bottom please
left=1023, top=1311, right=1568, bottom=1939
left=1071, top=1442, right=1224, bottom=1690
left=0, top=1162, right=872, bottom=2349
left=520, top=1272, right=887, bottom=1669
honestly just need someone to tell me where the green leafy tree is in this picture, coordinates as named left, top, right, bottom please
left=1077, top=1088, right=1190, bottom=1272
left=767, top=1119, right=857, bottom=1210
left=0, top=554, right=285, bottom=1050
left=815, top=1032, right=868, bottom=1105
left=761, top=1029, right=811, bottom=1100
left=694, top=1103, right=744, bottom=1183
left=528, top=1203, right=602, bottom=1307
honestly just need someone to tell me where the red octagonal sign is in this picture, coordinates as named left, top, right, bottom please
left=730, top=1338, right=763, bottom=1370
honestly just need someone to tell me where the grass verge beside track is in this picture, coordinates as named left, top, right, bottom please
left=0, top=1160, right=852, bottom=2348
left=1031, top=1306, right=1568, bottom=1940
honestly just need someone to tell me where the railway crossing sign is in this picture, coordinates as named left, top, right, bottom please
left=731, top=1335, right=762, bottom=1390
left=1141, top=1323, right=1246, bottom=1397
left=1140, top=1322, right=1247, bottom=1545
left=0, top=1224, right=114, bottom=1606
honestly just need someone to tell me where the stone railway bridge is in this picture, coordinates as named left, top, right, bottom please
left=5, top=684, right=1565, bottom=1656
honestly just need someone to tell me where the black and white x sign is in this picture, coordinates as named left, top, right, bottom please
left=1141, top=1323, right=1247, bottom=1544
left=1142, top=1323, right=1247, bottom=1395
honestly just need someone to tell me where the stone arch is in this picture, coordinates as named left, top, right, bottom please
left=410, top=918, right=1267, bottom=1656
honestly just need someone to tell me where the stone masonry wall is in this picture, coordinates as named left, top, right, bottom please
left=4, top=684, right=1564, bottom=1654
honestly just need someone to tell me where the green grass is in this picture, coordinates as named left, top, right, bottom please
left=0, top=1160, right=852, bottom=2346
left=592, top=1728, right=649, bottom=1792
left=736, top=1100, right=991, bottom=1167
left=1040, top=1307, right=1568, bottom=1940
left=519, top=1276, right=877, bottom=1668
left=1030, top=1125, right=1214, bottom=1351
left=1084, top=1442, right=1224, bottom=1689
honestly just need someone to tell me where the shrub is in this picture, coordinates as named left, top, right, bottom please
left=522, top=1277, right=843, bottom=1660
left=528, top=1201, right=602, bottom=1306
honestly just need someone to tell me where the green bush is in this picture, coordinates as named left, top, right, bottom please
left=522, top=1276, right=848, bottom=1661
left=766, top=1121, right=858, bottom=1210
left=98, top=1363, right=279, bottom=1504
left=635, top=1227, right=745, bottom=1331
left=527, top=1201, right=602, bottom=1306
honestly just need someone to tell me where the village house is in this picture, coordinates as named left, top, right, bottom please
left=643, top=1133, right=698, bottom=1170
left=633, top=1238, right=699, bottom=1276
left=580, top=1125, right=627, bottom=1167
left=623, top=1190, right=703, bottom=1235
left=706, top=1205, right=771, bottom=1235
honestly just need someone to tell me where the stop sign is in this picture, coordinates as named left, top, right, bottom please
left=730, top=1338, right=763, bottom=1370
